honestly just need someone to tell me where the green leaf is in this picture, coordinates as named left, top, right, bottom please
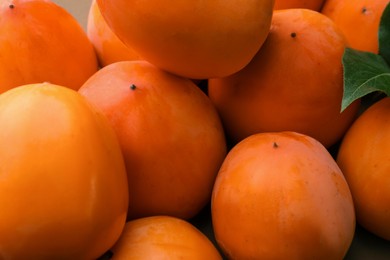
left=341, top=47, right=390, bottom=112
left=379, top=2, right=390, bottom=64
left=341, top=2, right=390, bottom=112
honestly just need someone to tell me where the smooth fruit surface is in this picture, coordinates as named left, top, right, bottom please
left=211, top=131, right=356, bottom=259
left=0, top=83, right=129, bottom=259
left=321, top=0, right=390, bottom=53
left=208, top=8, right=360, bottom=148
left=0, top=0, right=98, bottom=92
left=87, top=0, right=141, bottom=67
left=337, top=97, right=390, bottom=240
left=274, top=0, right=325, bottom=10
left=110, top=216, right=222, bottom=259
left=79, top=60, right=227, bottom=220
left=96, top=0, right=275, bottom=79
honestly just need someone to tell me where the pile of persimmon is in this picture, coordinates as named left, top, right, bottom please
left=0, top=0, right=389, bottom=259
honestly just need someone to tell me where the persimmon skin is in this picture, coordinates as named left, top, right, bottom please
left=274, top=0, right=325, bottom=11
left=79, top=60, right=227, bottom=220
left=321, top=0, right=390, bottom=53
left=208, top=9, right=360, bottom=148
left=0, top=83, right=129, bottom=260
left=96, top=0, right=275, bottom=79
left=337, top=97, right=390, bottom=240
left=211, top=131, right=356, bottom=260
left=87, top=0, right=141, bottom=67
left=111, top=216, right=222, bottom=260
left=0, top=0, right=98, bottom=92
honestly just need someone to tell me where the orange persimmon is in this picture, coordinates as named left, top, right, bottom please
left=0, top=83, right=129, bottom=259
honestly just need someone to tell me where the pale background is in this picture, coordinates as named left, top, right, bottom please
left=51, top=0, right=92, bottom=30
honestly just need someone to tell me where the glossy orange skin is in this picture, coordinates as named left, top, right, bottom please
left=0, top=83, right=129, bottom=259
left=212, top=132, right=356, bottom=259
left=87, top=0, right=141, bottom=67
left=321, top=0, right=390, bottom=53
left=337, top=97, right=390, bottom=240
left=274, top=0, right=325, bottom=10
left=0, top=0, right=98, bottom=93
left=110, top=216, right=222, bottom=259
left=79, top=61, right=227, bottom=220
left=208, top=9, right=360, bottom=148
left=96, top=0, right=275, bottom=79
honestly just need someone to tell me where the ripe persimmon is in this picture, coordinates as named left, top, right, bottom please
left=274, top=0, right=325, bottom=11
left=87, top=0, right=141, bottom=67
left=110, top=216, right=222, bottom=259
left=0, top=0, right=98, bottom=93
left=79, top=60, right=227, bottom=220
left=0, top=83, right=129, bottom=259
left=337, top=97, right=390, bottom=240
left=211, top=131, right=356, bottom=259
left=95, top=0, right=275, bottom=79
left=321, top=0, right=390, bottom=53
left=208, top=8, right=360, bottom=148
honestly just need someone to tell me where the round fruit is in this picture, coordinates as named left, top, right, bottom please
left=321, top=0, right=390, bottom=53
left=96, top=0, right=275, bottom=79
left=208, top=8, right=360, bottom=148
left=0, top=83, right=129, bottom=259
left=211, top=131, right=356, bottom=259
left=337, top=97, right=390, bottom=240
left=87, top=0, right=141, bottom=67
left=79, top=60, right=227, bottom=220
left=0, top=0, right=98, bottom=92
left=110, top=216, right=222, bottom=259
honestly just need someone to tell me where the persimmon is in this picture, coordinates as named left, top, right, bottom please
left=79, top=60, right=227, bottom=220
left=110, top=216, right=222, bottom=259
left=0, top=83, right=129, bottom=259
left=87, top=0, right=141, bottom=67
left=321, top=0, right=390, bottom=53
left=208, top=8, right=360, bottom=148
left=0, top=0, right=98, bottom=93
left=337, top=97, right=390, bottom=240
left=95, top=0, right=275, bottom=79
left=211, top=131, right=356, bottom=259
left=274, top=0, right=325, bottom=11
